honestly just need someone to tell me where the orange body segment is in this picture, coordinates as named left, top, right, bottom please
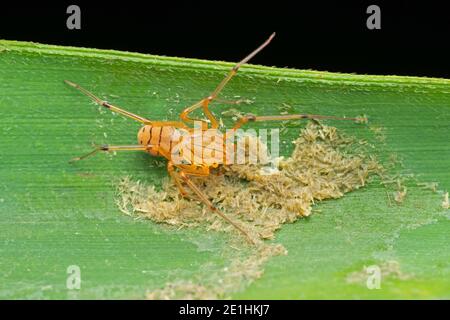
left=137, top=125, right=180, bottom=157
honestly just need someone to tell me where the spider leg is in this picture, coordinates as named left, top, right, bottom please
left=174, top=166, right=255, bottom=244
left=69, top=144, right=150, bottom=162
left=167, top=161, right=188, bottom=196
left=209, top=33, right=275, bottom=101
left=180, top=33, right=275, bottom=129
left=64, top=80, right=152, bottom=124
left=230, top=113, right=363, bottom=130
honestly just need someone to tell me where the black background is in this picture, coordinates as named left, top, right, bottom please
left=0, top=0, right=449, bottom=78
left=1, top=300, right=446, bottom=317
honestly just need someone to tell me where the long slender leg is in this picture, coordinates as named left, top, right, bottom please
left=178, top=169, right=255, bottom=244
left=64, top=80, right=152, bottom=124
left=209, top=33, right=275, bottom=101
left=69, top=144, right=150, bottom=162
left=180, top=100, right=211, bottom=129
left=167, top=161, right=188, bottom=196
left=231, top=113, right=364, bottom=130
left=180, top=33, right=275, bottom=128
left=180, top=99, right=219, bottom=129
left=201, top=100, right=219, bottom=129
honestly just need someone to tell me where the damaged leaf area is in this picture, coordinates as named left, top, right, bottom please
left=117, top=122, right=380, bottom=241
left=117, top=122, right=382, bottom=298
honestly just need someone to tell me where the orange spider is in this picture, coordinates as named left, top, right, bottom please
left=66, top=33, right=360, bottom=243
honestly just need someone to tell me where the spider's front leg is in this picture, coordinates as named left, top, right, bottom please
left=180, top=33, right=276, bottom=130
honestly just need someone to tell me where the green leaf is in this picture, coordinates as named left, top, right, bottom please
left=0, top=40, right=449, bottom=299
